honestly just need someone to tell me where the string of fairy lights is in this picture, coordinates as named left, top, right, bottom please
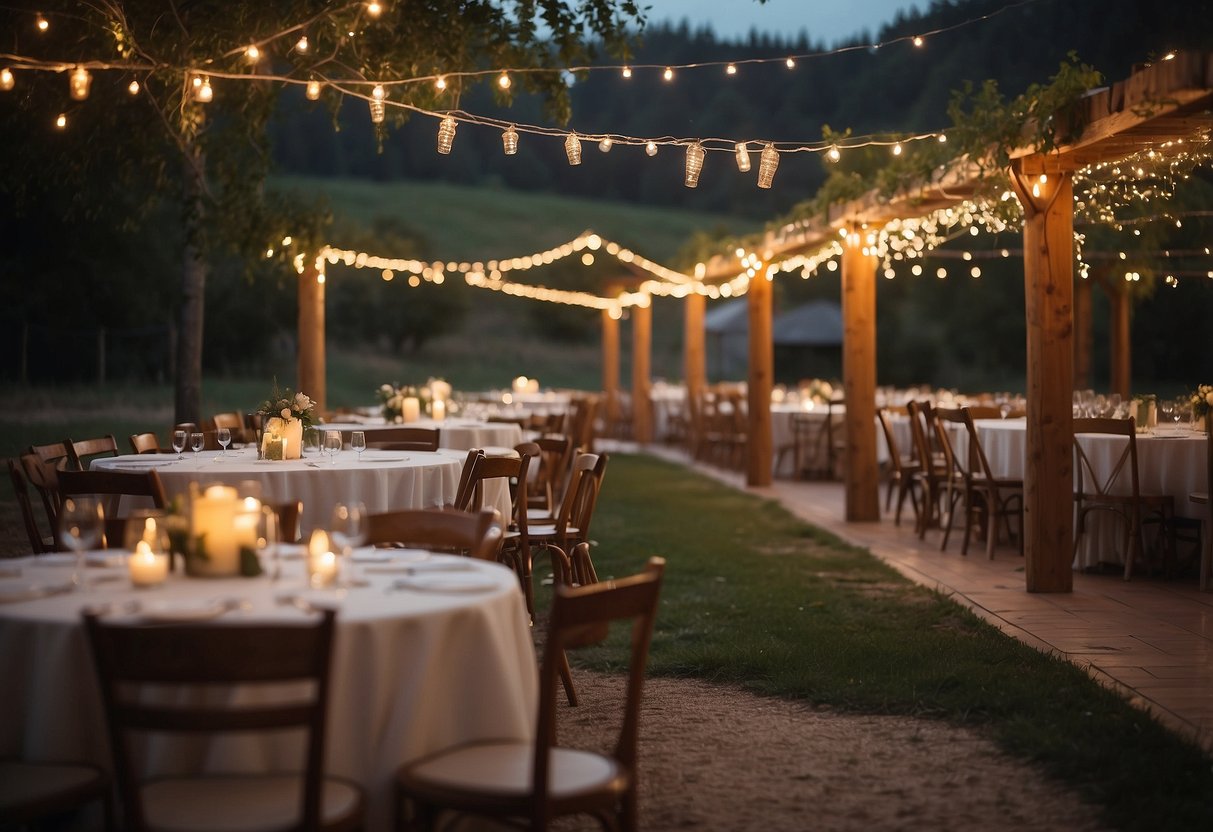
left=0, top=0, right=1054, bottom=191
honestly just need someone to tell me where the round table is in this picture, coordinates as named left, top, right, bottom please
left=0, top=551, right=537, bottom=829
left=93, top=447, right=487, bottom=535
left=319, top=418, right=524, bottom=452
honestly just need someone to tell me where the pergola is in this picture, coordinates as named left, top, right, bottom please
left=297, top=51, right=1213, bottom=594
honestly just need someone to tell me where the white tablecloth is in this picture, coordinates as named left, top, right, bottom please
left=320, top=418, right=524, bottom=453
left=771, top=403, right=889, bottom=475
left=92, top=448, right=504, bottom=535
left=0, top=552, right=537, bottom=829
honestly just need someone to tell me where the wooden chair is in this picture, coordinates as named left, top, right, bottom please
left=395, top=557, right=665, bottom=832
left=933, top=407, right=1024, bottom=558
left=455, top=449, right=534, bottom=612
left=526, top=435, right=574, bottom=522
left=8, top=457, right=52, bottom=553
left=210, top=411, right=244, bottom=432
left=82, top=608, right=364, bottom=832
left=66, top=435, right=120, bottom=470
left=566, top=395, right=599, bottom=454
left=365, top=508, right=503, bottom=560
left=128, top=432, right=163, bottom=454
left=56, top=469, right=168, bottom=549
left=20, top=451, right=64, bottom=540
left=1189, top=411, right=1211, bottom=591
left=27, top=440, right=71, bottom=467
left=906, top=401, right=949, bottom=540
left=877, top=406, right=921, bottom=527
left=355, top=427, right=440, bottom=452
left=0, top=758, right=113, bottom=831
left=269, top=499, right=304, bottom=544
left=1073, top=417, right=1175, bottom=579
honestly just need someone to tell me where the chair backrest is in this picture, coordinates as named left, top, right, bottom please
left=905, top=400, right=936, bottom=468
left=210, top=412, right=244, bottom=432
left=83, top=609, right=338, bottom=832
left=56, top=469, right=168, bottom=548
left=8, top=458, right=50, bottom=553
left=455, top=452, right=532, bottom=533
left=355, top=427, right=440, bottom=452
left=20, top=452, right=63, bottom=535
left=556, top=453, right=608, bottom=541
left=128, top=433, right=162, bottom=454
left=27, top=440, right=72, bottom=468
left=532, top=558, right=665, bottom=826
left=567, top=395, right=599, bottom=452
left=66, top=435, right=120, bottom=470
left=365, top=508, right=503, bottom=560
left=532, top=435, right=574, bottom=510
left=876, top=407, right=906, bottom=474
left=1072, top=417, right=1141, bottom=504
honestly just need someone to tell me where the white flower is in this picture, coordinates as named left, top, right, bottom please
left=280, top=407, right=292, bottom=419
left=294, top=392, right=312, bottom=410
left=1205, top=392, right=1213, bottom=407
left=379, top=384, right=393, bottom=395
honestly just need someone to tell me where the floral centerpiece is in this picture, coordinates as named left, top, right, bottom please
left=1189, top=384, right=1212, bottom=430
left=257, top=383, right=315, bottom=459
left=800, top=378, right=835, bottom=404
left=378, top=379, right=455, bottom=422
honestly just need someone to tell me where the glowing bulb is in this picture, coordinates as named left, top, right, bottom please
left=36, top=13, right=48, bottom=32
left=726, top=63, right=737, bottom=75
left=622, top=66, right=632, bottom=78
left=564, top=133, right=582, bottom=165
left=735, top=142, right=751, bottom=172
left=366, top=1, right=383, bottom=17
left=911, top=264, right=923, bottom=276
left=0, top=69, right=12, bottom=91
left=372, top=83, right=385, bottom=100
left=892, top=142, right=903, bottom=156
left=195, top=76, right=213, bottom=103
left=369, top=99, right=385, bottom=123
left=127, top=79, right=140, bottom=95
left=1032, top=183, right=1041, bottom=198
left=936, top=267, right=947, bottom=279
left=437, top=116, right=457, bottom=153
left=435, top=76, right=447, bottom=91
left=757, top=144, right=779, bottom=189
left=645, top=141, right=657, bottom=157
left=937, top=133, right=947, bottom=143
left=971, top=267, right=981, bottom=278
left=69, top=66, right=91, bottom=100
left=1038, top=173, right=1047, bottom=184
left=502, top=125, right=518, bottom=155
left=246, top=45, right=261, bottom=62
left=498, top=72, right=511, bottom=89
left=912, top=35, right=924, bottom=47
left=827, top=145, right=841, bottom=163
left=1162, top=51, right=1176, bottom=61
left=785, top=57, right=795, bottom=69
left=581, top=253, right=595, bottom=266
left=684, top=142, right=705, bottom=188
left=663, top=67, right=674, bottom=81
left=295, top=35, right=309, bottom=53
left=306, top=79, right=322, bottom=100
left=55, top=113, right=66, bottom=129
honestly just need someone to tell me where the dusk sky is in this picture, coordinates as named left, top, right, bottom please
left=643, top=0, right=928, bottom=45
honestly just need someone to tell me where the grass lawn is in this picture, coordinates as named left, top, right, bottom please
left=580, top=453, right=1213, bottom=832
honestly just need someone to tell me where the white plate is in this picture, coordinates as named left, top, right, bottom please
left=0, top=580, right=74, bottom=604
left=36, top=553, right=126, bottom=569
left=351, top=547, right=431, bottom=564
left=139, top=598, right=230, bottom=622
left=393, top=572, right=499, bottom=593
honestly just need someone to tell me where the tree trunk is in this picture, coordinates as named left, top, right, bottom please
left=175, top=140, right=206, bottom=426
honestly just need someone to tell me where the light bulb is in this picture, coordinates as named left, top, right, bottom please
left=246, top=45, right=261, bottom=62
left=372, top=83, right=385, bottom=100
left=645, top=141, right=657, bottom=157
left=892, top=143, right=903, bottom=156
left=785, top=57, right=796, bottom=69
left=757, top=143, right=779, bottom=189
left=598, top=137, right=612, bottom=153
left=498, top=72, right=511, bottom=89
left=306, top=79, right=322, bottom=100
left=1, top=68, right=15, bottom=91
left=735, top=142, right=751, bottom=172
left=195, top=76, right=213, bottom=103
left=502, top=125, right=518, bottom=155
left=295, top=35, right=309, bottom=53
left=55, top=113, right=66, bottom=129
left=663, top=67, right=673, bottom=81
left=69, top=66, right=91, bottom=100
left=621, top=66, right=632, bottom=78
left=564, top=133, right=582, bottom=165
left=435, top=76, right=446, bottom=91
left=366, top=1, right=383, bottom=16
left=369, top=99, right=385, bottom=123
left=827, top=145, right=841, bottom=163
left=127, top=79, right=140, bottom=95
left=36, top=13, right=48, bottom=32
left=937, top=133, right=947, bottom=143
left=726, top=63, right=737, bottom=75
left=437, top=116, right=457, bottom=153
left=912, top=35, right=924, bottom=47
left=684, top=142, right=705, bottom=188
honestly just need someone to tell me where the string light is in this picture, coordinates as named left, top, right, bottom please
left=564, top=133, right=582, bottom=165
left=892, top=142, right=903, bottom=156
left=663, top=67, right=674, bottom=81
left=69, top=66, right=91, bottom=100
left=0, top=69, right=12, bottom=91
left=35, top=13, right=48, bottom=32
left=372, top=83, right=385, bottom=100
left=306, top=79, right=322, bottom=100
left=621, top=66, right=632, bottom=78
left=785, top=57, right=796, bottom=69
left=599, top=137, right=613, bottom=152
left=369, top=99, right=385, bottom=123
left=127, top=79, right=140, bottom=95
left=913, top=36, right=924, bottom=47
left=735, top=142, right=751, bottom=173
left=437, top=116, right=457, bottom=153
left=757, top=143, right=779, bottom=189
left=55, top=112, right=65, bottom=129
left=245, top=45, right=261, bottom=62
left=295, top=35, right=309, bottom=53
left=502, top=125, right=518, bottom=155
left=497, top=72, right=511, bottom=89
left=726, top=63, right=737, bottom=75
left=194, top=76, right=213, bottom=103
left=685, top=142, right=705, bottom=188
left=435, top=76, right=447, bottom=91
left=366, top=1, right=383, bottom=17
left=827, top=145, right=841, bottom=162
left=645, top=141, right=658, bottom=157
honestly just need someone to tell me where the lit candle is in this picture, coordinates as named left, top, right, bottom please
left=307, top=529, right=337, bottom=587
left=128, top=540, right=168, bottom=587
left=431, top=399, right=446, bottom=421
left=402, top=397, right=420, bottom=423
left=512, top=376, right=528, bottom=393
left=190, top=485, right=241, bottom=576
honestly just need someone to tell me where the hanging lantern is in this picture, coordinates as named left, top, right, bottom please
left=437, top=116, right=457, bottom=154
left=69, top=66, right=92, bottom=100
left=306, top=79, right=322, bottom=100
left=0, top=69, right=14, bottom=91
left=684, top=142, right=705, bottom=188
left=502, top=125, right=518, bottom=155
left=369, top=99, right=385, bottom=123
left=757, top=143, right=779, bottom=189
left=564, top=133, right=582, bottom=165
left=735, top=141, right=751, bottom=173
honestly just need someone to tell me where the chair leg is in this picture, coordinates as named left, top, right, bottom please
left=558, top=647, right=579, bottom=706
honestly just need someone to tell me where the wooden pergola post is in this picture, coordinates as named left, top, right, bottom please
left=745, top=267, right=773, bottom=487
left=1011, top=163, right=1075, bottom=593
left=1109, top=284, right=1131, bottom=398
left=684, top=292, right=706, bottom=406
left=840, top=229, right=880, bottom=522
left=297, top=263, right=326, bottom=415
left=1074, top=275, right=1093, bottom=391
left=601, top=307, right=621, bottom=422
left=631, top=297, right=653, bottom=443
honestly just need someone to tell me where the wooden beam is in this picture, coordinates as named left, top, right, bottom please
left=1011, top=164, right=1075, bottom=593
left=841, top=232, right=880, bottom=522
left=631, top=299, right=653, bottom=444
left=746, top=269, right=773, bottom=486
left=1109, top=285, right=1131, bottom=398
left=297, top=263, right=326, bottom=415
left=602, top=308, right=620, bottom=422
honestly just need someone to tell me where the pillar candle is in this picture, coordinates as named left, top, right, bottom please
left=307, top=529, right=338, bottom=587
left=191, top=485, right=241, bottom=576
left=128, top=539, right=169, bottom=587
left=402, top=397, right=420, bottom=423
left=431, top=399, right=446, bottom=421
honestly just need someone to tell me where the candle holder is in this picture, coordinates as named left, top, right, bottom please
left=307, top=529, right=339, bottom=588
left=124, top=514, right=170, bottom=588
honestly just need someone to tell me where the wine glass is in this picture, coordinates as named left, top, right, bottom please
left=1157, top=399, right=1175, bottom=434
left=58, top=496, right=104, bottom=590
left=216, top=427, right=231, bottom=460
left=1171, top=397, right=1186, bottom=431
left=323, top=430, right=343, bottom=465
left=172, top=429, right=187, bottom=460
left=351, top=430, right=366, bottom=462
left=329, top=501, right=367, bottom=585
left=190, top=432, right=205, bottom=468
